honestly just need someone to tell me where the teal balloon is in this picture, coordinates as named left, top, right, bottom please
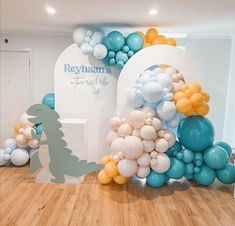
left=36, top=124, right=43, bottom=135
left=115, top=51, right=128, bottom=63
left=216, top=163, right=235, bottom=184
left=185, top=162, right=194, bottom=174
left=166, top=141, right=182, bottom=157
left=102, top=55, right=112, bottom=66
left=178, top=116, right=214, bottom=152
left=182, top=149, right=194, bottom=163
left=204, top=145, right=228, bottom=169
left=105, top=31, right=125, bottom=52
left=194, top=164, right=215, bottom=186
left=146, top=170, right=167, bottom=188
left=126, top=33, right=144, bottom=52
left=194, top=152, right=203, bottom=161
left=215, top=141, right=233, bottom=157
left=166, top=157, right=185, bottom=179
left=42, top=93, right=54, bottom=110
left=185, top=173, right=193, bottom=180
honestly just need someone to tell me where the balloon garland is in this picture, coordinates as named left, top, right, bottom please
left=73, top=27, right=177, bottom=69
left=0, top=93, right=55, bottom=167
left=98, top=65, right=235, bottom=187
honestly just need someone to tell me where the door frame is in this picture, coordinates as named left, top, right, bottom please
left=0, top=48, right=34, bottom=144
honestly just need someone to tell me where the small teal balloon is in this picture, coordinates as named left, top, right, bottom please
left=42, top=93, right=54, bottom=110
left=216, top=163, right=235, bottom=184
left=105, top=31, right=125, bottom=52
left=146, top=170, right=167, bottom=188
left=178, top=116, right=215, bottom=152
left=117, top=61, right=125, bottom=69
left=185, top=173, right=193, bottom=180
left=204, top=145, right=228, bottom=170
left=182, top=149, right=194, bottom=163
left=215, top=141, right=233, bottom=157
left=194, top=152, right=203, bottom=161
left=185, top=162, right=194, bottom=174
left=165, top=141, right=182, bottom=157
left=194, top=164, right=215, bottom=186
left=122, top=45, right=129, bottom=53
left=108, top=51, right=116, bottom=58
left=127, top=50, right=134, bottom=57
left=115, top=51, right=128, bottom=63
left=109, top=58, right=116, bottom=65
left=166, top=157, right=185, bottom=179
left=194, top=160, right=202, bottom=167
left=193, top=166, right=201, bottom=173
left=126, top=33, right=144, bottom=52
left=102, top=55, right=112, bottom=66
left=176, top=152, right=183, bottom=160
left=36, top=124, right=43, bottom=135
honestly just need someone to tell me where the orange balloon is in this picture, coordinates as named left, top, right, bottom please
left=188, top=83, right=202, bottom=93
left=165, top=38, right=177, bottom=46
left=14, top=123, right=22, bottom=133
left=184, top=89, right=193, bottom=98
left=152, top=35, right=165, bottom=45
left=195, top=103, right=209, bottom=116
left=176, top=98, right=193, bottom=113
left=98, top=169, right=112, bottom=184
left=184, top=107, right=194, bottom=116
left=180, top=84, right=189, bottom=92
left=113, top=175, right=128, bottom=185
left=146, top=28, right=158, bottom=43
left=104, top=161, right=119, bottom=178
left=201, top=92, right=210, bottom=102
left=174, top=91, right=185, bottom=102
left=190, top=93, right=204, bottom=107
left=102, top=155, right=111, bottom=165
left=143, top=42, right=151, bottom=48
left=160, top=64, right=169, bottom=69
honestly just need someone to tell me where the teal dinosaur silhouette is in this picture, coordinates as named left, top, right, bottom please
left=27, top=104, right=102, bottom=183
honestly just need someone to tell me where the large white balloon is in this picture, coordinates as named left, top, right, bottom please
left=117, top=123, right=133, bottom=137
left=137, top=153, right=151, bottom=167
left=156, top=73, right=173, bottom=90
left=93, top=44, right=107, bottom=60
left=73, top=27, right=86, bottom=47
left=136, top=166, right=150, bottom=178
left=0, top=149, right=10, bottom=166
left=111, top=137, right=124, bottom=154
left=91, top=32, right=103, bottom=44
left=140, top=125, right=156, bottom=140
left=19, top=113, right=34, bottom=128
left=151, top=153, right=171, bottom=173
left=10, top=148, right=29, bottom=166
left=109, top=117, right=122, bottom=131
left=122, top=136, right=143, bottom=160
left=142, top=140, right=155, bottom=152
left=143, top=82, right=163, bottom=103
left=151, top=118, right=163, bottom=131
left=4, top=138, right=17, bottom=150
left=128, top=110, right=145, bottom=129
left=118, top=158, right=138, bottom=177
left=156, top=101, right=176, bottom=121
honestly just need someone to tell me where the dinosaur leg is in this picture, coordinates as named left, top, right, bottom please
left=49, top=162, right=65, bottom=183
left=28, top=152, right=42, bottom=174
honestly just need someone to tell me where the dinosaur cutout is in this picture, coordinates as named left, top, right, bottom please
left=27, top=104, right=102, bottom=183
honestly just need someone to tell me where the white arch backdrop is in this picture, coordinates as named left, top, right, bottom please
left=117, top=45, right=202, bottom=116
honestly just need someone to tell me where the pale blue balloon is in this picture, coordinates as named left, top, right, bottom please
left=42, top=93, right=55, bottom=110
left=156, top=101, right=177, bottom=122
left=216, top=163, right=235, bottom=184
left=127, top=89, right=144, bottom=108
left=194, top=164, right=215, bottom=186
left=4, top=138, right=17, bottom=151
left=105, top=31, right=125, bottom=52
left=115, top=51, right=128, bottom=63
left=204, top=145, right=228, bottom=170
left=126, top=33, right=144, bottom=52
left=143, top=82, right=163, bottom=103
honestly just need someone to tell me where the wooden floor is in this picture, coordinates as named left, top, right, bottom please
left=0, top=166, right=234, bottom=226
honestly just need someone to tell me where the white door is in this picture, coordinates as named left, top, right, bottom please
left=0, top=50, right=31, bottom=146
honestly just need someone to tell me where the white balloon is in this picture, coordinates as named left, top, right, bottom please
left=111, top=137, right=124, bottom=154
left=151, top=118, right=163, bottom=131
left=0, top=149, right=10, bottom=166
left=142, top=140, right=155, bottom=152
left=93, top=44, right=107, bottom=60
left=4, top=138, right=17, bottom=150
left=117, top=123, right=133, bottom=138
left=150, top=158, right=158, bottom=166
left=166, top=115, right=180, bottom=128
left=81, top=42, right=91, bottom=55
left=151, top=153, right=171, bottom=173
left=156, top=73, right=173, bottom=90
left=118, top=159, right=138, bottom=177
left=109, top=117, right=122, bottom=131
left=138, top=71, right=152, bottom=85
left=128, top=110, right=145, bottom=129
left=143, top=82, right=163, bottom=103
left=73, top=27, right=86, bottom=46
left=137, top=153, right=151, bottom=167
left=153, top=67, right=164, bottom=75
left=132, top=128, right=141, bottom=139
left=106, top=130, right=118, bottom=145
left=150, top=151, right=158, bottom=159
left=140, top=125, right=156, bottom=140
left=156, top=101, right=176, bottom=121
left=136, top=166, right=150, bottom=178
left=91, top=32, right=103, bottom=44
left=155, top=138, right=169, bottom=153
left=10, top=148, right=29, bottom=166
left=122, top=136, right=143, bottom=160
left=127, top=89, right=144, bottom=108
left=28, top=139, right=39, bottom=149
left=19, top=113, right=34, bottom=128
left=23, top=127, right=35, bottom=140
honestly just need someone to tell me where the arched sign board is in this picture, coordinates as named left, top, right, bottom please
left=117, top=45, right=202, bottom=117
left=54, top=44, right=119, bottom=162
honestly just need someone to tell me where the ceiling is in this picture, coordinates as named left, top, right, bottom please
left=1, top=0, right=235, bottom=35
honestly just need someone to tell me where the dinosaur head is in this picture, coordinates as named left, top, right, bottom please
left=27, top=104, right=53, bottom=124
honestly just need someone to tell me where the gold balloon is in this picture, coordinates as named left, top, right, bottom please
left=98, top=169, right=112, bottom=184
left=104, top=161, right=119, bottom=178
left=113, top=175, right=128, bottom=185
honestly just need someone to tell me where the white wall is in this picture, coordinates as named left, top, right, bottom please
left=0, top=33, right=73, bottom=103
